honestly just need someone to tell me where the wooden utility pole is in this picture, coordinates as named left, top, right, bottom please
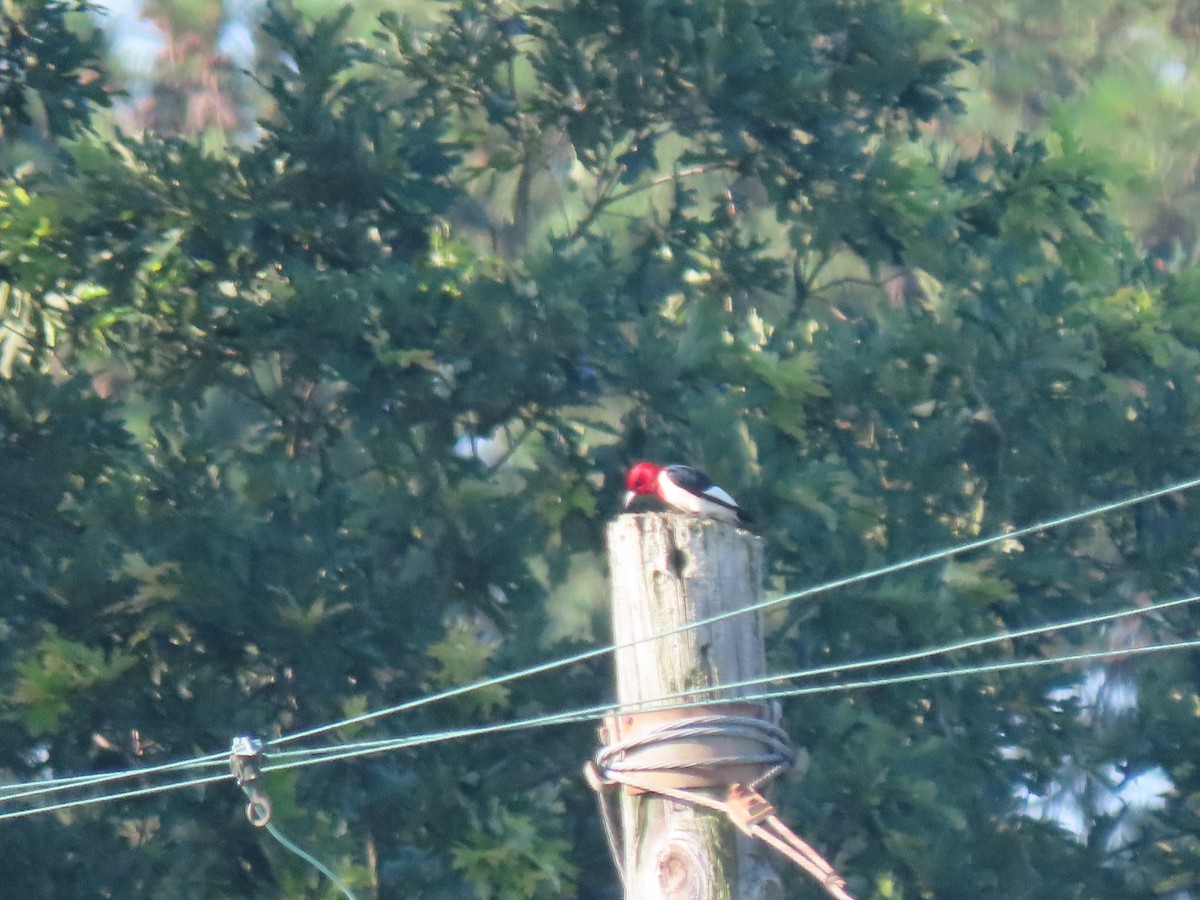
left=603, top=513, right=783, bottom=900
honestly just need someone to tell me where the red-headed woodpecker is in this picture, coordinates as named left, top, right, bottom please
left=622, top=461, right=752, bottom=528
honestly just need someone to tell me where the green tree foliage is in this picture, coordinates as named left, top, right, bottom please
left=0, top=0, right=109, bottom=144
left=938, top=0, right=1200, bottom=265
left=3, top=1, right=1200, bottom=898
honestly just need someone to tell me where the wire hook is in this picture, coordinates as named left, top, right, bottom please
left=230, top=736, right=272, bottom=827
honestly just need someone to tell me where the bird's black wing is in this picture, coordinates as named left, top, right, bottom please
left=663, top=464, right=716, bottom=493
left=664, top=464, right=753, bottom=524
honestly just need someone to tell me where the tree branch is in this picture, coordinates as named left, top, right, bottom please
left=567, top=158, right=738, bottom=240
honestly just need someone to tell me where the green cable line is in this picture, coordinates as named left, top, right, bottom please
left=0, top=771, right=230, bottom=824
left=276, top=636, right=1200, bottom=771
left=265, top=589, right=1200, bottom=764
left=262, top=635, right=1200, bottom=775
left=265, top=822, right=358, bottom=900
left=5, top=636, right=1199, bottom=823
left=270, top=472, right=1200, bottom=749
left=6, top=475, right=1200, bottom=819
left=710, top=591, right=1200, bottom=696
left=0, top=753, right=229, bottom=804
left=1, top=781, right=358, bottom=899
left=753, top=636, right=1200, bottom=704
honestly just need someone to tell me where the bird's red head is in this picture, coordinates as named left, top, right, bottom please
left=623, top=461, right=662, bottom=508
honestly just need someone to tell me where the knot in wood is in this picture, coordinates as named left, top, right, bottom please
left=656, top=837, right=706, bottom=899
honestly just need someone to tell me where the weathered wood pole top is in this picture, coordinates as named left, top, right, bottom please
left=606, top=512, right=766, bottom=706
left=604, top=512, right=781, bottom=900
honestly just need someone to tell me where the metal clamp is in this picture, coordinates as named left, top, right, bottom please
left=725, top=783, right=776, bottom=834
left=230, top=736, right=272, bottom=827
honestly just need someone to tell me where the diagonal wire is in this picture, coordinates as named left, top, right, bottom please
left=755, top=636, right=1200, bottom=704
left=269, top=591, right=1200, bottom=762
left=705, top=591, right=1200, bottom=697
left=4, top=635, right=1199, bottom=823
left=0, top=771, right=229, bottom=823
left=5, top=475, right=1200, bottom=818
left=265, top=822, right=358, bottom=900
left=0, top=753, right=229, bottom=804
left=262, top=591, right=1200, bottom=766
left=287, top=588, right=1200, bottom=765
left=270, top=472, right=1200, bottom=748
left=260, top=637, right=1200, bottom=774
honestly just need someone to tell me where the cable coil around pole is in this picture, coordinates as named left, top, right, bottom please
left=586, top=701, right=855, bottom=900
left=593, top=706, right=795, bottom=791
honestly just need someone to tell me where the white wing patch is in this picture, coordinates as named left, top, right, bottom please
left=701, top=484, right=738, bottom=507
